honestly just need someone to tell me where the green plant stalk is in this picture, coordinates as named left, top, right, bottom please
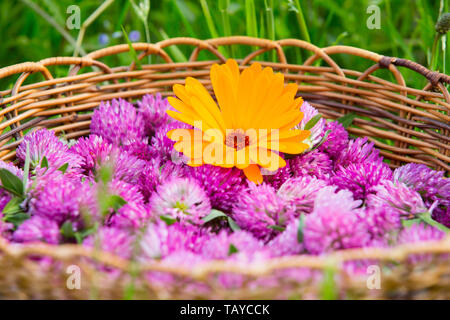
left=200, top=0, right=219, bottom=38
left=21, top=0, right=86, bottom=56
left=171, top=0, right=196, bottom=37
left=199, top=0, right=226, bottom=56
left=293, top=0, right=311, bottom=43
left=264, top=0, right=276, bottom=62
left=430, top=33, right=441, bottom=70
left=219, top=0, right=233, bottom=57
left=245, top=0, right=258, bottom=55
left=122, top=25, right=143, bottom=70
left=74, top=0, right=115, bottom=57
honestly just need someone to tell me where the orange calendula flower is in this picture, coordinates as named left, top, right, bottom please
left=166, top=59, right=310, bottom=184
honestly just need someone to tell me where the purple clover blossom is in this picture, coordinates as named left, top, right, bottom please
left=112, top=150, right=147, bottom=184
left=289, top=149, right=333, bottom=180
left=16, top=128, right=84, bottom=173
left=150, top=121, right=191, bottom=162
left=83, top=227, right=134, bottom=259
left=122, top=138, right=153, bottom=161
left=137, top=93, right=172, bottom=136
left=296, top=101, right=325, bottom=149
left=262, top=159, right=292, bottom=190
left=232, top=183, right=296, bottom=242
left=318, top=121, right=348, bottom=159
left=140, top=221, right=208, bottom=260
left=184, top=165, right=244, bottom=212
left=108, top=202, right=153, bottom=230
left=335, top=137, right=383, bottom=169
left=332, top=162, right=392, bottom=201
left=149, top=178, right=211, bottom=225
left=201, top=230, right=264, bottom=260
left=12, top=216, right=61, bottom=244
left=137, top=157, right=185, bottom=201
left=29, top=174, right=84, bottom=226
left=90, top=99, right=146, bottom=146
left=367, top=180, right=428, bottom=220
left=303, top=186, right=369, bottom=254
left=70, top=134, right=113, bottom=177
left=359, top=206, right=400, bottom=244
left=277, top=176, right=328, bottom=215
left=397, top=223, right=445, bottom=264
left=267, top=218, right=304, bottom=257
left=393, top=163, right=449, bottom=226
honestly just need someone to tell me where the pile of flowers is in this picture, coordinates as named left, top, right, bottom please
left=0, top=60, right=448, bottom=292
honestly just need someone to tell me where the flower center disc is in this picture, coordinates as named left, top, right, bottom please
left=225, top=130, right=250, bottom=150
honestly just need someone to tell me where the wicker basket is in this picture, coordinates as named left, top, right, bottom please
left=0, top=36, right=449, bottom=299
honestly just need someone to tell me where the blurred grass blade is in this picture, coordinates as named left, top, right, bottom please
left=200, top=0, right=219, bottom=38
left=264, top=0, right=276, bottom=61
left=288, top=0, right=311, bottom=43
left=245, top=0, right=258, bottom=38
left=171, top=0, right=197, bottom=37
left=121, top=25, right=143, bottom=70
left=129, top=0, right=151, bottom=64
left=160, top=29, right=187, bottom=62
left=219, top=0, right=233, bottom=56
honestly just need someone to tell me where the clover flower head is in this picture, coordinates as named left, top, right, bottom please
left=137, top=93, right=172, bottom=135
left=267, top=218, right=304, bottom=257
left=318, top=121, right=348, bottom=159
left=16, top=128, right=84, bottom=172
left=185, top=164, right=244, bottom=212
left=201, top=230, right=264, bottom=260
left=149, top=178, right=211, bottom=225
left=13, top=216, right=61, bottom=244
left=332, top=161, right=392, bottom=200
left=335, top=137, right=382, bottom=168
left=91, top=98, right=146, bottom=146
left=277, top=176, right=328, bottom=214
left=289, top=149, right=333, bottom=180
left=83, top=227, right=134, bottom=259
left=304, top=186, right=369, bottom=254
left=232, top=183, right=295, bottom=241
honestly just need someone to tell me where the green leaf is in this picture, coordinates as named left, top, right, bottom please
left=202, top=209, right=228, bottom=223
left=267, top=225, right=285, bottom=232
left=121, top=25, right=142, bottom=70
left=160, top=215, right=177, bottom=225
left=228, top=243, right=239, bottom=256
left=57, top=162, right=68, bottom=174
left=2, top=197, right=24, bottom=216
left=304, top=114, right=322, bottom=130
left=311, top=129, right=331, bottom=151
left=418, top=211, right=449, bottom=232
left=40, top=156, right=49, bottom=168
left=228, top=217, right=241, bottom=232
left=107, top=195, right=127, bottom=211
left=336, top=113, right=356, bottom=128
left=0, top=168, right=24, bottom=197
left=297, top=214, right=305, bottom=243
left=5, top=212, right=29, bottom=227
left=60, top=221, right=76, bottom=239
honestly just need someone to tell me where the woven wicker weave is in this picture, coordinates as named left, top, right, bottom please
left=0, top=36, right=449, bottom=299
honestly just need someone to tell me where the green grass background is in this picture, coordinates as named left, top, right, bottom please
left=0, top=0, right=448, bottom=89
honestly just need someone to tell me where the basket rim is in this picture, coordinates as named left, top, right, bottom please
left=1, top=36, right=449, bottom=86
